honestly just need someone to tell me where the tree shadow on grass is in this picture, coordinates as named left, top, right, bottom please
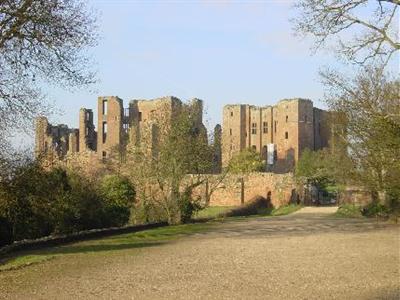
left=49, top=241, right=166, bottom=255
left=0, top=241, right=166, bottom=269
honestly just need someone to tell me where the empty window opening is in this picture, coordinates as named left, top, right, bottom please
left=102, top=151, right=107, bottom=162
left=286, top=115, right=288, bottom=123
left=285, top=132, right=288, bottom=139
left=230, top=128, right=232, bottom=136
left=138, top=112, right=142, bottom=122
left=230, top=111, right=233, bottom=117
left=102, top=122, right=108, bottom=144
left=251, top=123, right=257, bottom=135
left=102, top=100, right=108, bottom=115
left=262, top=145, right=268, bottom=160
left=263, top=122, right=268, bottom=134
left=252, top=145, right=256, bottom=151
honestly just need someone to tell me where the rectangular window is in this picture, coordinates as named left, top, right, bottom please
left=138, top=111, right=142, bottom=122
left=286, top=115, right=288, bottom=123
left=251, top=123, right=257, bottom=135
left=102, top=122, right=108, bottom=143
left=230, top=111, right=233, bottom=117
left=86, top=127, right=89, bottom=136
left=102, top=151, right=107, bottom=162
left=102, top=100, right=108, bottom=115
left=285, top=132, right=288, bottom=139
left=263, top=122, right=268, bottom=134
left=230, top=128, right=232, bottom=136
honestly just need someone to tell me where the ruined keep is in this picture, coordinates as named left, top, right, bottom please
left=222, top=98, right=331, bottom=172
left=35, top=96, right=209, bottom=163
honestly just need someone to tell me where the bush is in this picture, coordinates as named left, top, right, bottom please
left=336, top=204, right=362, bottom=218
left=0, top=216, right=12, bottom=247
left=228, top=148, right=265, bottom=174
left=178, top=191, right=202, bottom=223
left=0, top=162, right=137, bottom=247
left=361, top=202, right=390, bottom=218
left=100, top=175, right=135, bottom=227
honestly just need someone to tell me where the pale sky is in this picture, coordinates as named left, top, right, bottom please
left=15, top=0, right=398, bottom=148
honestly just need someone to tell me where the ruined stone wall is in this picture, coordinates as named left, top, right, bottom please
left=213, top=124, right=222, bottom=173
left=191, top=172, right=298, bottom=208
left=222, top=104, right=247, bottom=165
left=128, top=96, right=182, bottom=155
left=35, top=117, right=77, bottom=159
left=313, top=108, right=331, bottom=150
left=68, top=130, right=79, bottom=154
left=297, top=99, right=315, bottom=157
left=273, top=99, right=300, bottom=172
left=36, top=95, right=211, bottom=167
left=79, top=108, right=96, bottom=152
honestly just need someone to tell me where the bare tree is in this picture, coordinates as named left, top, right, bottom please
left=293, top=0, right=399, bottom=66
left=0, top=0, right=98, bottom=154
left=123, top=102, right=220, bottom=224
left=321, top=66, right=400, bottom=205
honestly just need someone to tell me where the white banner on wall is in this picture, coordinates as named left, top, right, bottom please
left=267, top=143, right=276, bottom=165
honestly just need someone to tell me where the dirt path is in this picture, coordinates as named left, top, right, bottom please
left=1, top=207, right=399, bottom=300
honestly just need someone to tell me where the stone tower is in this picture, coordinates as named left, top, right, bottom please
left=97, top=96, right=124, bottom=160
left=221, top=98, right=331, bottom=172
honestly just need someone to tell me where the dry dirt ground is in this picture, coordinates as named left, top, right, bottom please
left=0, top=207, right=399, bottom=300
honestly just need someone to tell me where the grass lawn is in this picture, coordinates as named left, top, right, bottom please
left=193, top=206, right=236, bottom=219
left=0, top=222, right=213, bottom=272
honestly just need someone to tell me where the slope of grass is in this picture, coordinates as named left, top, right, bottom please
left=271, top=204, right=302, bottom=216
left=0, top=222, right=213, bottom=272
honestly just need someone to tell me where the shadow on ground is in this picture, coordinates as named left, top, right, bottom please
left=193, top=211, right=398, bottom=239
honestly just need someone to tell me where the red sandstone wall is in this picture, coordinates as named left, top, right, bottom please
left=192, top=172, right=297, bottom=208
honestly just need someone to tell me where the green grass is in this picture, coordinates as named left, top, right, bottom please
left=0, top=222, right=213, bottom=272
left=214, top=204, right=303, bottom=221
left=193, top=206, right=236, bottom=219
left=335, top=204, right=362, bottom=218
left=271, top=204, right=302, bottom=216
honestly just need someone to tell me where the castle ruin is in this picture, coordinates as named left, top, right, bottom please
left=36, top=97, right=331, bottom=173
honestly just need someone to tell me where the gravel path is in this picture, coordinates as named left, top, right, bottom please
left=1, top=207, right=399, bottom=300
